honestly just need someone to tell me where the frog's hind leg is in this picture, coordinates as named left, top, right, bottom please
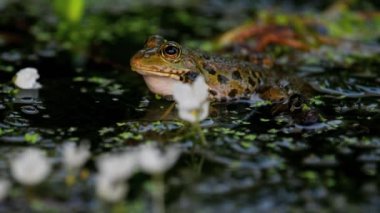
left=288, top=94, right=321, bottom=124
left=259, top=87, right=321, bottom=124
left=259, top=86, right=288, bottom=102
left=259, top=86, right=289, bottom=114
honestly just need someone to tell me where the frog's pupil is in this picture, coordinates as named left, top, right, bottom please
left=165, top=46, right=178, bottom=55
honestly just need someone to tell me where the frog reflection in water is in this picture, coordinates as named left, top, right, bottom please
left=130, top=35, right=312, bottom=117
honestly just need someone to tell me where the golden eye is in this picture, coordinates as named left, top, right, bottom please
left=161, top=42, right=181, bottom=61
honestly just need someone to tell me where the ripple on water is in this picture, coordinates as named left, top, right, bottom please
left=36, top=104, right=46, bottom=110
left=0, top=135, right=26, bottom=143
left=0, top=51, right=22, bottom=62
left=20, top=105, right=39, bottom=115
left=3, top=113, right=29, bottom=127
left=14, top=96, right=36, bottom=104
left=14, top=90, right=41, bottom=104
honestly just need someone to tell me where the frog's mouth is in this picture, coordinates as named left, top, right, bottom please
left=132, top=68, right=181, bottom=80
left=130, top=64, right=191, bottom=96
left=131, top=65, right=192, bottom=81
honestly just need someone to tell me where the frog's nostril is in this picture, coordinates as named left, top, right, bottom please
left=144, top=48, right=157, bottom=56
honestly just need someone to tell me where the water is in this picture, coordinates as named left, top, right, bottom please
left=1, top=0, right=380, bottom=212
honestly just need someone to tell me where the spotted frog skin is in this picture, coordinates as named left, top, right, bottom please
left=130, top=35, right=287, bottom=102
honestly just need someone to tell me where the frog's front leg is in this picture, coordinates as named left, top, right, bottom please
left=259, top=87, right=310, bottom=114
left=259, top=86, right=288, bottom=103
left=287, top=94, right=320, bottom=124
left=179, top=71, right=200, bottom=83
left=260, top=87, right=320, bottom=124
left=258, top=86, right=289, bottom=114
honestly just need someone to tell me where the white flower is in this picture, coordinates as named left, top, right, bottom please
left=10, top=148, right=51, bottom=186
left=138, top=145, right=180, bottom=174
left=14, top=67, right=42, bottom=89
left=96, top=174, right=128, bottom=203
left=62, top=142, right=91, bottom=171
left=0, top=179, right=10, bottom=201
left=173, top=76, right=209, bottom=122
left=95, top=151, right=137, bottom=203
left=96, top=152, right=137, bottom=181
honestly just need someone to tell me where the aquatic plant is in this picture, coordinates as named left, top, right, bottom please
left=138, top=144, right=180, bottom=174
left=13, top=68, right=42, bottom=90
left=10, top=148, right=51, bottom=186
left=62, top=142, right=91, bottom=171
left=96, top=152, right=138, bottom=181
left=95, top=173, right=129, bottom=203
left=173, top=76, right=209, bottom=146
left=95, top=151, right=138, bottom=204
left=172, top=76, right=209, bottom=123
left=53, top=0, right=85, bottom=24
left=0, top=179, right=10, bottom=201
left=138, top=144, right=180, bottom=213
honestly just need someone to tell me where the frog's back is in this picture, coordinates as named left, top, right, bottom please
left=194, top=51, right=268, bottom=101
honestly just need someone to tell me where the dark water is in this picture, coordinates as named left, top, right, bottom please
left=1, top=1, right=380, bottom=212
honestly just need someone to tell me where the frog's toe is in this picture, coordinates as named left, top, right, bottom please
left=288, top=93, right=306, bottom=112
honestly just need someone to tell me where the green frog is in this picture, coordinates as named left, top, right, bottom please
left=130, top=35, right=295, bottom=103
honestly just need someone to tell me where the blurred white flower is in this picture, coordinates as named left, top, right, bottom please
left=96, top=174, right=128, bottom=203
left=63, top=142, right=90, bottom=171
left=10, top=148, right=51, bottom=186
left=97, top=152, right=137, bottom=181
left=138, top=145, right=180, bottom=174
left=13, top=67, right=42, bottom=89
left=173, top=76, right=209, bottom=122
left=0, top=179, right=10, bottom=201
left=95, top=151, right=136, bottom=203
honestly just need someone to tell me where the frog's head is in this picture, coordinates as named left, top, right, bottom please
left=130, top=35, right=199, bottom=96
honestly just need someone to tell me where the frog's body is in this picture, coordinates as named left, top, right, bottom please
left=130, top=35, right=287, bottom=102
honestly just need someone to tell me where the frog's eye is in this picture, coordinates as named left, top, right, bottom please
left=164, top=45, right=179, bottom=55
left=161, top=42, right=181, bottom=61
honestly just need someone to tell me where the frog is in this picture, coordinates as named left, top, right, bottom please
left=130, top=35, right=296, bottom=104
